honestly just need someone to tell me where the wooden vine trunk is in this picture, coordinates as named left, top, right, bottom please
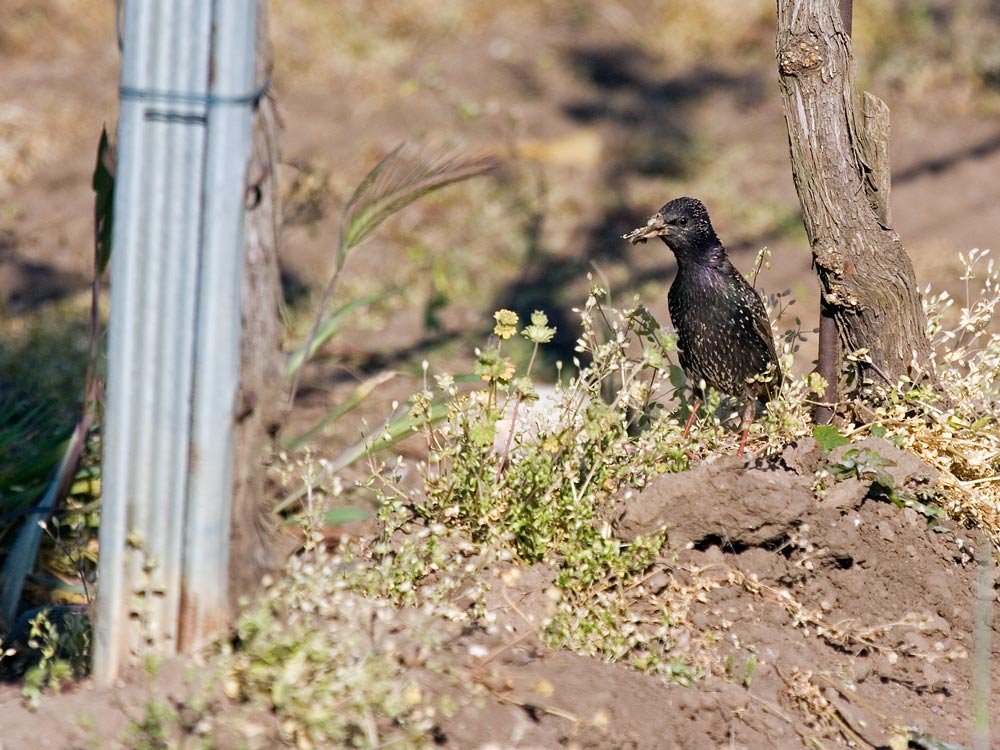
left=229, top=0, right=288, bottom=610
left=776, top=0, right=932, bottom=400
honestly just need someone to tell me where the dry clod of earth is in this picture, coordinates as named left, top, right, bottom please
left=613, top=454, right=815, bottom=549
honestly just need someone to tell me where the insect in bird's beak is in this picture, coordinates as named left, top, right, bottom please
left=622, top=212, right=669, bottom=245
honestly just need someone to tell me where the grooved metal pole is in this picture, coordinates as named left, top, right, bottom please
left=181, top=0, right=259, bottom=651
left=94, top=0, right=258, bottom=685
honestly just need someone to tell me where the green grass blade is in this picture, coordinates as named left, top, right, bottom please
left=0, top=399, right=71, bottom=517
left=280, top=506, right=370, bottom=528
left=340, top=148, right=497, bottom=258
left=326, top=397, right=450, bottom=476
left=283, top=371, right=398, bottom=452
left=0, top=412, right=90, bottom=630
left=336, top=143, right=405, bottom=269
left=287, top=290, right=398, bottom=377
left=276, top=397, right=450, bottom=514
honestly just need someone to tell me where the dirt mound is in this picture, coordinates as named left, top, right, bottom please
left=2, top=445, right=995, bottom=749
left=434, top=443, right=998, bottom=749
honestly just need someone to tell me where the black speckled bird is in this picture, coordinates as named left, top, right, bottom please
left=623, top=197, right=782, bottom=454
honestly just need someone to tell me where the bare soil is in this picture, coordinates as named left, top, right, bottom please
left=434, top=440, right=999, bottom=749
left=2, top=2, right=999, bottom=748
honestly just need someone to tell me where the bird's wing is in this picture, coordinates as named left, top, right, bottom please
left=743, top=282, right=783, bottom=392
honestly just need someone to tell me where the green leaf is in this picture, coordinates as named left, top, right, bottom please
left=668, top=364, right=687, bottom=391
left=871, top=468, right=896, bottom=494
left=870, top=423, right=887, bottom=439
left=322, top=507, right=370, bottom=525
left=469, top=419, right=497, bottom=448
left=812, top=424, right=849, bottom=452
left=280, top=506, right=370, bottom=527
left=1, top=416, right=90, bottom=630
left=92, top=126, right=115, bottom=274
left=969, top=416, right=992, bottom=431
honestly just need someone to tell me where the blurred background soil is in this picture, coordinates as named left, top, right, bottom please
left=1, top=2, right=999, bottom=746
left=3, top=1, right=1000, bottom=437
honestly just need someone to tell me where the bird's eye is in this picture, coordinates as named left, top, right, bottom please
left=677, top=217, right=688, bottom=226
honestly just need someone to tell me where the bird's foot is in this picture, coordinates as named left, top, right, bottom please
left=736, top=429, right=751, bottom=455
left=681, top=398, right=702, bottom=439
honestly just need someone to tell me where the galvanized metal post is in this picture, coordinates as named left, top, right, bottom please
left=94, top=0, right=258, bottom=684
left=180, top=0, right=260, bottom=651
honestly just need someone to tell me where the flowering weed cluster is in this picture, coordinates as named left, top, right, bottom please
left=352, top=285, right=821, bottom=677
left=852, top=248, right=1000, bottom=539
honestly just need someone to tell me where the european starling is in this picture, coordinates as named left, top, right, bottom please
left=623, top=197, right=782, bottom=454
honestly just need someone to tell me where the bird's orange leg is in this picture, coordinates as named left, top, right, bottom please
left=682, top=397, right=702, bottom=438
left=737, top=399, right=756, bottom=456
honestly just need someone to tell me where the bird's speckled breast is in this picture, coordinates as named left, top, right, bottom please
left=668, top=260, right=779, bottom=400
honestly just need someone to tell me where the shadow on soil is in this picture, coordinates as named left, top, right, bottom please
left=494, top=43, right=774, bottom=364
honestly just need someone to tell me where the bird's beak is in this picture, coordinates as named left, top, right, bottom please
left=622, top=212, right=668, bottom=245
